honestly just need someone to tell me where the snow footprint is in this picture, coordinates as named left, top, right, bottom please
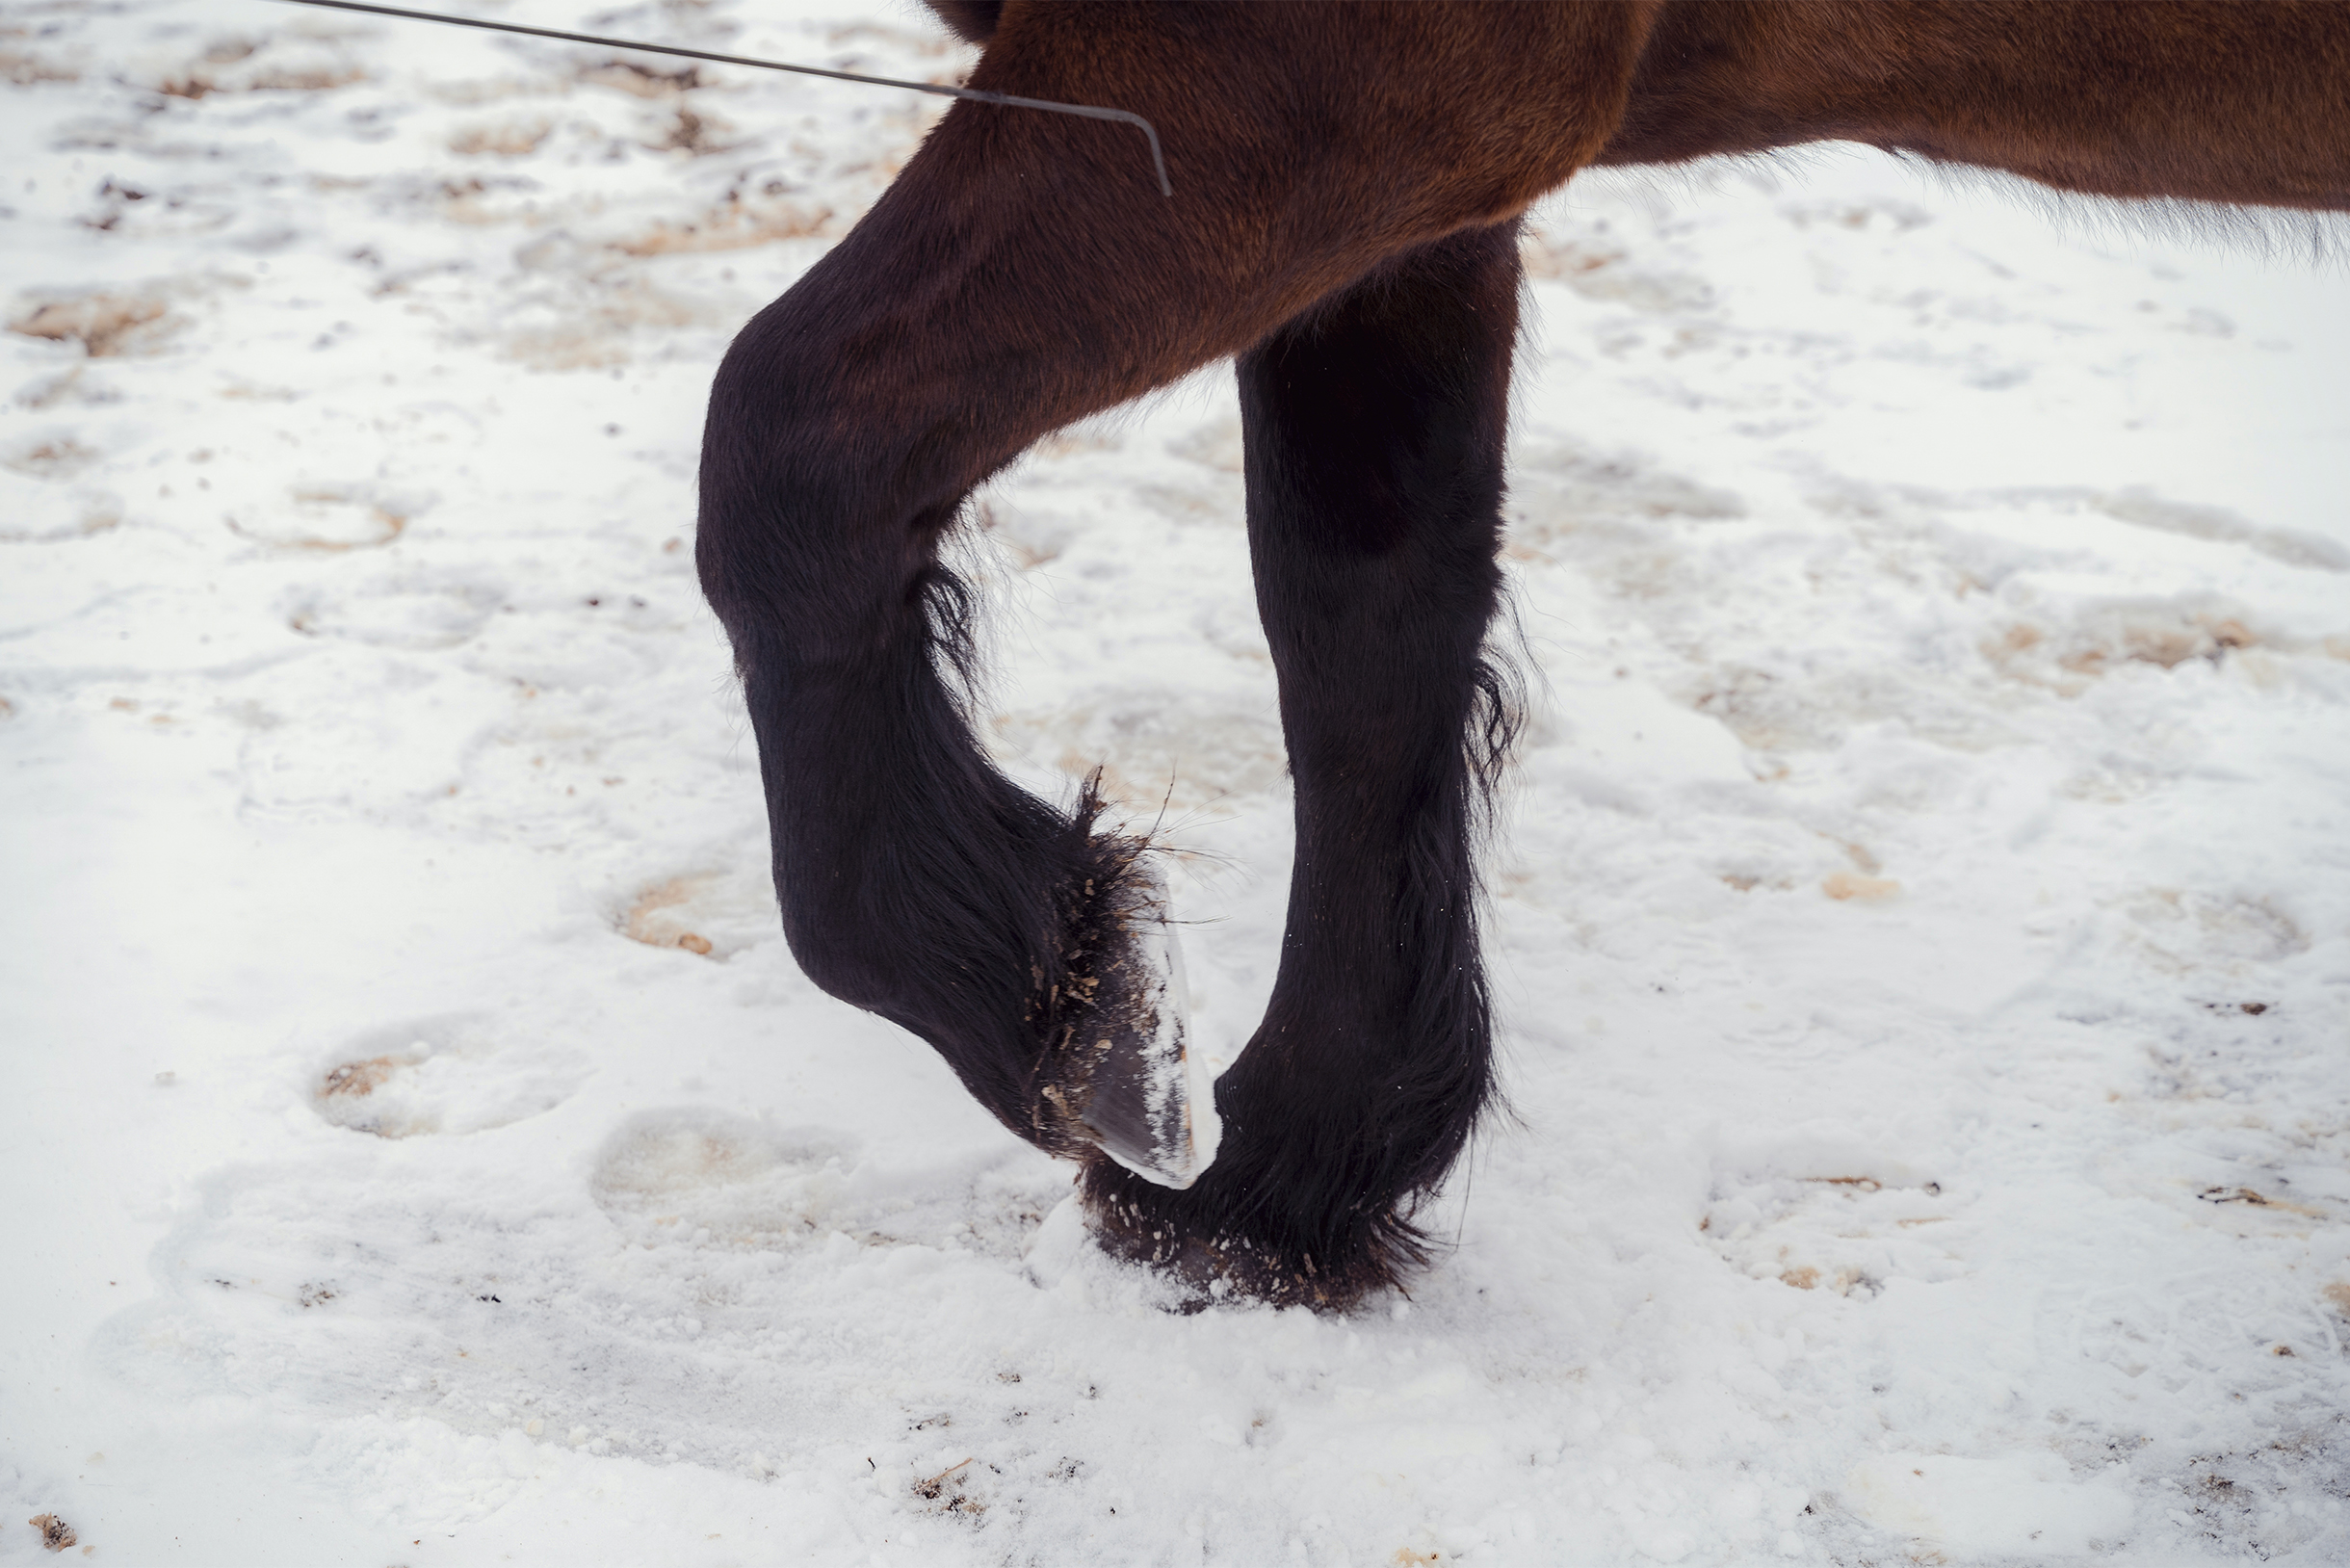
left=312, top=1013, right=582, bottom=1137
left=286, top=571, right=501, bottom=650
left=616, top=864, right=778, bottom=960
left=225, top=481, right=423, bottom=551
left=1703, top=1141, right=1962, bottom=1296
left=2113, top=887, right=2309, bottom=976
left=589, top=1111, right=855, bottom=1248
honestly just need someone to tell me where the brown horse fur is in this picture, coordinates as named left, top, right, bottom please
left=697, top=2, right=2350, bottom=1309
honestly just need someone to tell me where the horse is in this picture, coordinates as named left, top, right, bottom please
left=693, top=0, right=2350, bottom=1309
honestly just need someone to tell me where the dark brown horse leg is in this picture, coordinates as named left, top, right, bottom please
left=695, top=222, right=1216, bottom=1183
left=1083, top=223, right=1523, bottom=1308
left=692, top=37, right=1300, bottom=1182
left=697, top=0, right=1651, bottom=1279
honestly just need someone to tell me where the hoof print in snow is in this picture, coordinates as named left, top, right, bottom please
left=2, top=435, right=100, bottom=481
left=226, top=483, right=414, bottom=551
left=1704, top=1161, right=1954, bottom=1298
left=2117, top=887, right=2308, bottom=975
left=987, top=695, right=1290, bottom=811
left=27, top=1514, right=76, bottom=1553
left=284, top=575, right=498, bottom=650
left=311, top=1016, right=578, bottom=1137
left=618, top=866, right=774, bottom=961
left=1981, top=599, right=2273, bottom=695
left=590, top=1111, right=853, bottom=1249
left=316, top=1051, right=423, bottom=1134
left=1776, top=1263, right=1884, bottom=1296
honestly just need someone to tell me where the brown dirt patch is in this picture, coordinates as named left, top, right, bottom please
left=2200, top=1186, right=2327, bottom=1219
left=1, top=439, right=100, bottom=481
left=623, top=878, right=719, bottom=957
left=160, top=64, right=362, bottom=98
left=914, top=1457, right=987, bottom=1517
left=450, top=120, right=550, bottom=157
left=9, top=294, right=175, bottom=357
left=321, top=1056, right=405, bottom=1098
left=580, top=60, right=698, bottom=98
left=1984, top=607, right=2270, bottom=693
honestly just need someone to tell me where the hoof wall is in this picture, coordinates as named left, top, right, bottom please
left=1072, top=869, right=1218, bottom=1189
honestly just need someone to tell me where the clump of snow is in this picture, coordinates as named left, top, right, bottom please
left=4, top=2, right=2348, bottom=1564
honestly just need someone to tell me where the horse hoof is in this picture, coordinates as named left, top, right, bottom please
left=1059, top=867, right=1219, bottom=1189
left=1079, top=1156, right=1400, bottom=1312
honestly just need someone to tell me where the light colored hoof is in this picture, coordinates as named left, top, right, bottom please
left=1079, top=869, right=1219, bottom=1189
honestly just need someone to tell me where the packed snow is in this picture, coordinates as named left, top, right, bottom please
left=4, top=2, right=2347, bottom=1563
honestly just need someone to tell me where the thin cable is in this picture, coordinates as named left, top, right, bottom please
left=268, top=0, right=1172, bottom=196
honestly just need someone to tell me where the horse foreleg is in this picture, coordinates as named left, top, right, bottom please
left=693, top=182, right=1225, bottom=1183
left=1083, top=223, right=1523, bottom=1308
left=698, top=0, right=1652, bottom=1283
left=692, top=12, right=1385, bottom=1185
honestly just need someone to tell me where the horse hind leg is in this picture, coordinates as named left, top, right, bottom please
left=1083, top=221, right=1523, bottom=1308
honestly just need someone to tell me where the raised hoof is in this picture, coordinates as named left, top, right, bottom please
left=1038, top=864, right=1219, bottom=1189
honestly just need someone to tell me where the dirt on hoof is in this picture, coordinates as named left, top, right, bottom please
left=28, top=1514, right=76, bottom=1552
left=1023, top=823, right=1154, bottom=1161
left=1021, top=795, right=1218, bottom=1190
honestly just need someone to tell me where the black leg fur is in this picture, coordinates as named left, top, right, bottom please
left=1083, top=222, right=1525, bottom=1309
left=697, top=248, right=1167, bottom=1163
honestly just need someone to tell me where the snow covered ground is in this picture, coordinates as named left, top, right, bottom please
left=4, top=2, right=2348, bottom=1562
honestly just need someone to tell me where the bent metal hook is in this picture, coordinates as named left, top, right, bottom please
left=269, top=0, right=1174, bottom=197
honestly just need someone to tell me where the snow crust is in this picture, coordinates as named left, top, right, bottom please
left=3, top=2, right=2347, bottom=1562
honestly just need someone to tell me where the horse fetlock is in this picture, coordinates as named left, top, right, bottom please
left=1079, top=1147, right=1429, bottom=1314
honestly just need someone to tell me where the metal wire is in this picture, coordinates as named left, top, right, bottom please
left=269, top=0, right=1173, bottom=196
